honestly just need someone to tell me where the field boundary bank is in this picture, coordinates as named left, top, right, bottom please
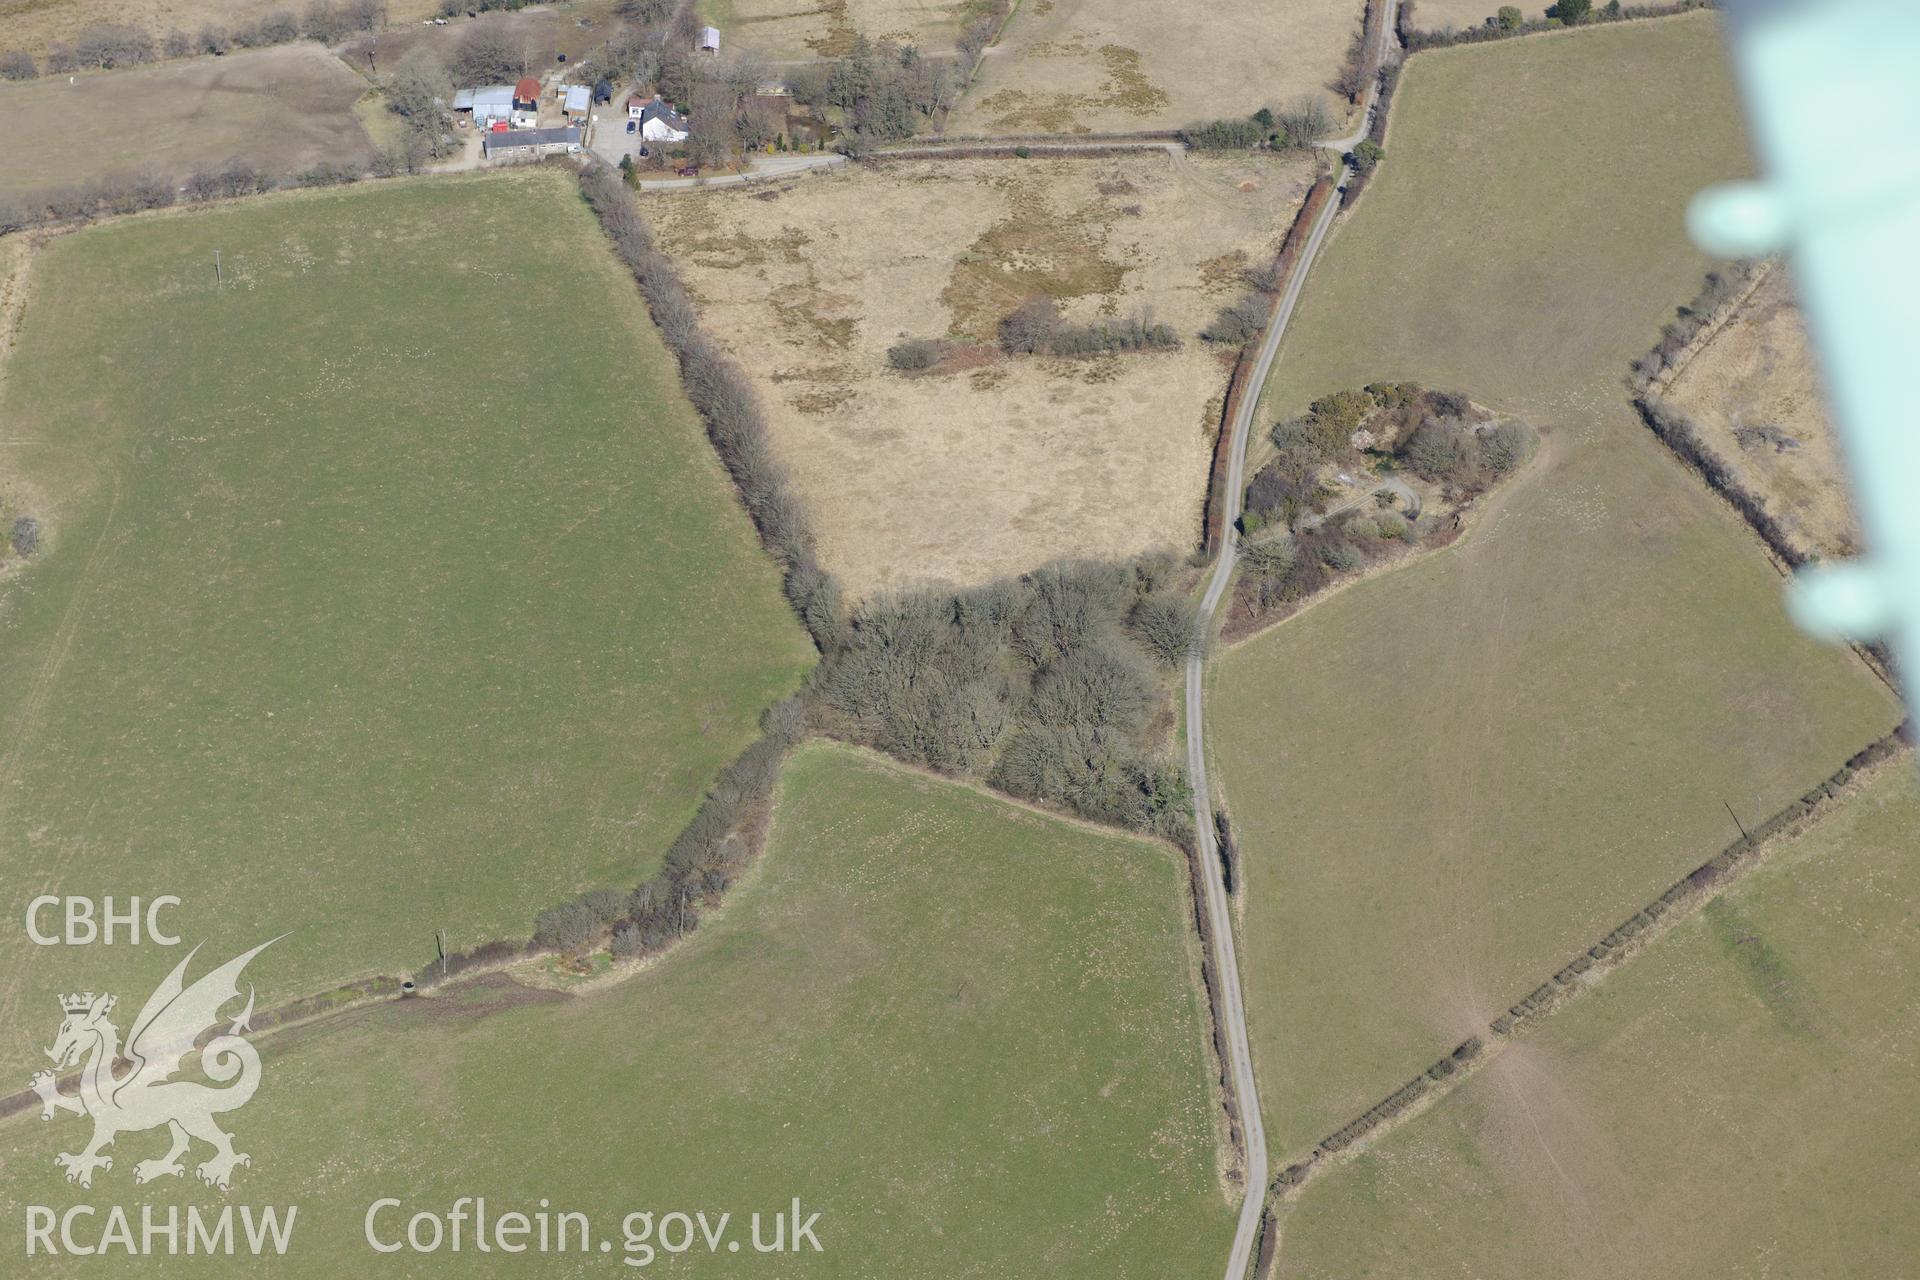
left=1628, top=261, right=1900, bottom=689
left=867, top=142, right=1176, bottom=162
left=1201, top=171, right=1337, bottom=556
left=1398, top=0, right=1718, bottom=54
left=1219, top=394, right=1548, bottom=648
left=1201, top=0, right=1411, bottom=560
left=1633, top=396, right=1898, bottom=690
left=896, top=129, right=1181, bottom=148
left=1333, top=3, right=1712, bottom=218
left=1, top=164, right=820, bottom=1130
left=560, top=164, right=1257, bottom=1181
left=1220, top=518, right=1464, bottom=645
left=6, top=26, right=360, bottom=79
left=0, top=727, right=809, bottom=1131
left=935, top=0, right=1024, bottom=123
left=1644, top=260, right=1773, bottom=394
left=2, top=146, right=483, bottom=240
left=0, top=231, right=47, bottom=401
left=0, top=972, right=400, bottom=1125
left=1180, top=826, right=1251, bottom=1179
left=0, top=722, right=1201, bottom=1132
left=1355, top=0, right=1390, bottom=102
left=1268, top=723, right=1913, bottom=1200
left=1185, top=4, right=1403, bottom=1270
left=1632, top=258, right=1805, bottom=575
left=1635, top=395, right=1804, bottom=566
left=1335, top=60, right=1401, bottom=213
left=819, top=744, right=1251, bottom=1180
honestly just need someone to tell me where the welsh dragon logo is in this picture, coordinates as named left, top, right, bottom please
left=30, top=939, right=278, bottom=1190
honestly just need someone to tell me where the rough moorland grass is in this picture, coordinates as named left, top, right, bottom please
left=650, top=152, right=1313, bottom=595
left=1662, top=263, right=1859, bottom=560
left=1214, top=12, right=1903, bottom=1156
left=950, top=0, right=1364, bottom=135
left=0, top=743, right=1231, bottom=1276
left=697, top=0, right=972, bottom=61
left=0, top=171, right=813, bottom=1080
left=1275, top=763, right=1920, bottom=1278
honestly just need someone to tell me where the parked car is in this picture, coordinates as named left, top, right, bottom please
left=626, top=120, right=637, bottom=134
left=677, top=166, right=699, bottom=177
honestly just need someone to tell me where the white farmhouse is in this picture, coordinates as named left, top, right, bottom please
left=627, top=94, right=690, bottom=143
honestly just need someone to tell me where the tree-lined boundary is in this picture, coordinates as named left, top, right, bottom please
left=1220, top=13, right=1897, bottom=1272
left=1628, top=261, right=1900, bottom=689
left=1202, top=171, right=1337, bottom=556
left=1397, top=0, right=1717, bottom=52
left=574, top=161, right=1247, bottom=1172
left=1266, top=723, right=1912, bottom=1204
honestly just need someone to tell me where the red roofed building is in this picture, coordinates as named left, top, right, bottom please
left=513, top=77, right=541, bottom=112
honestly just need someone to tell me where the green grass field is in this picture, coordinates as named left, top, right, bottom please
left=0, top=171, right=814, bottom=1080
left=1275, top=762, right=1920, bottom=1278
left=0, top=743, right=1232, bottom=1276
left=1213, top=13, right=1904, bottom=1156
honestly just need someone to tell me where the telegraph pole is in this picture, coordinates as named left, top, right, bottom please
left=1724, top=799, right=1750, bottom=842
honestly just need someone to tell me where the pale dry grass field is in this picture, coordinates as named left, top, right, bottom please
left=0, top=43, right=375, bottom=202
left=651, top=150, right=1315, bottom=595
left=1663, top=263, right=1860, bottom=559
left=0, top=0, right=440, bottom=62
left=949, top=0, right=1365, bottom=135
left=698, top=0, right=982, bottom=59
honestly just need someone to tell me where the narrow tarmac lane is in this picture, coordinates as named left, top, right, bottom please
left=1186, top=7, right=1398, bottom=1274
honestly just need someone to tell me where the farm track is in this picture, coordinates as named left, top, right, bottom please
left=1186, top=7, right=1402, bottom=1276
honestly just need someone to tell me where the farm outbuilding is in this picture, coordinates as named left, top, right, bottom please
left=483, top=125, right=581, bottom=161
left=562, top=84, right=590, bottom=117
left=458, top=84, right=535, bottom=129
left=699, top=26, right=720, bottom=52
